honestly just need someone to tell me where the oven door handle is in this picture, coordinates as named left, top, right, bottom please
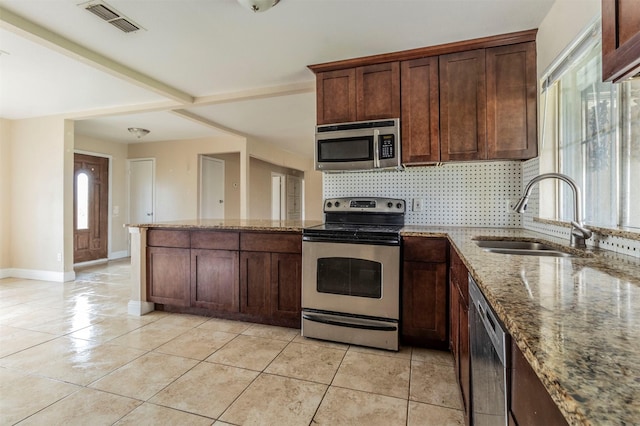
left=303, top=312, right=397, bottom=332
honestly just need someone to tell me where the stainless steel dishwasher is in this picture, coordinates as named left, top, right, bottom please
left=469, top=274, right=509, bottom=426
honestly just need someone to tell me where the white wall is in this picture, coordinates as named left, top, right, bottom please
left=247, top=138, right=323, bottom=221
left=0, top=119, right=11, bottom=273
left=8, top=117, right=74, bottom=281
left=74, top=135, right=130, bottom=259
left=536, top=0, right=600, bottom=77
left=128, top=136, right=247, bottom=222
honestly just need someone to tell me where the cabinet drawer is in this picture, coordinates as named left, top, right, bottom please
left=191, top=231, right=239, bottom=250
left=240, top=232, right=301, bottom=253
left=147, top=229, right=190, bottom=248
left=403, top=237, right=447, bottom=262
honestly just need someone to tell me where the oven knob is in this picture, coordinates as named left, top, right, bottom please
left=334, top=201, right=340, bottom=208
left=396, top=202, right=403, bottom=209
left=326, top=202, right=332, bottom=208
left=387, top=202, right=393, bottom=208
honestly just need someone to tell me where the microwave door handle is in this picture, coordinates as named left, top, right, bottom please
left=373, top=129, right=380, bottom=168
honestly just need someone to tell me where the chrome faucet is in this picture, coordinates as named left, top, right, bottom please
left=513, top=173, right=592, bottom=249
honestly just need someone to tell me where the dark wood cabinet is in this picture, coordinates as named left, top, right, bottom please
left=147, top=229, right=191, bottom=307
left=316, top=68, right=357, bottom=124
left=240, top=251, right=271, bottom=316
left=240, top=232, right=302, bottom=327
left=190, top=231, right=239, bottom=312
left=450, top=246, right=471, bottom=425
left=270, top=252, right=302, bottom=323
left=401, top=237, right=448, bottom=348
left=440, top=49, right=487, bottom=162
left=311, top=31, right=538, bottom=164
left=510, top=341, right=569, bottom=426
left=147, top=246, right=191, bottom=307
left=401, top=57, right=440, bottom=163
left=315, top=62, right=400, bottom=124
left=356, top=62, right=401, bottom=121
left=191, top=249, right=239, bottom=312
left=146, top=229, right=301, bottom=328
left=602, top=0, right=640, bottom=82
left=486, top=42, right=537, bottom=160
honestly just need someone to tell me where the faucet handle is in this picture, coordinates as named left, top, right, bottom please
left=570, top=221, right=592, bottom=239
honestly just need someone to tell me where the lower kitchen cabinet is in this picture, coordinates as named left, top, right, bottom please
left=240, top=232, right=302, bottom=327
left=147, top=246, right=191, bottom=307
left=240, top=251, right=271, bottom=316
left=510, top=341, right=568, bottom=426
left=401, top=237, right=448, bottom=348
left=270, top=253, right=302, bottom=323
left=146, top=228, right=302, bottom=327
left=450, top=246, right=471, bottom=425
left=191, top=249, right=239, bottom=312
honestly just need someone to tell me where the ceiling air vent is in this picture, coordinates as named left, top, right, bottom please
left=83, top=1, right=141, bottom=33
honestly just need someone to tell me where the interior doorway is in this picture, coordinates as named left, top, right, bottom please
left=73, top=153, right=109, bottom=263
left=200, top=156, right=225, bottom=219
left=129, top=158, right=155, bottom=225
left=271, top=173, right=286, bottom=220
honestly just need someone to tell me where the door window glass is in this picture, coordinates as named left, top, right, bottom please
left=76, top=172, right=89, bottom=230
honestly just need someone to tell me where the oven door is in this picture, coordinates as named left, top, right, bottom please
left=302, top=240, right=400, bottom=319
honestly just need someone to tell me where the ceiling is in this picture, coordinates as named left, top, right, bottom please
left=0, top=0, right=556, bottom=158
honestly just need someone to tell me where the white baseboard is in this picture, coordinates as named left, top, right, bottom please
left=109, top=250, right=129, bottom=260
left=128, top=300, right=155, bottom=316
left=2, top=268, right=75, bottom=283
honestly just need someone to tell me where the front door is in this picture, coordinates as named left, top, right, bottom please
left=74, top=153, right=109, bottom=263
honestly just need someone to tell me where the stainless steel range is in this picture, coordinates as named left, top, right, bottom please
left=302, top=197, right=405, bottom=351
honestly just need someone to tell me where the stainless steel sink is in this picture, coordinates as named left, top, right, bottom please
left=474, top=239, right=575, bottom=257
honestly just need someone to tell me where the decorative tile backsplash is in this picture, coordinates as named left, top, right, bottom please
left=322, top=158, right=639, bottom=258
left=323, top=161, right=523, bottom=227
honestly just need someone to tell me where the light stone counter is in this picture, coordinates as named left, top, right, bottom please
left=401, top=226, right=640, bottom=426
left=129, top=218, right=323, bottom=232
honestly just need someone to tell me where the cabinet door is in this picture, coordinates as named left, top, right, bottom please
left=402, top=261, right=448, bottom=347
left=440, top=49, right=487, bottom=161
left=191, top=249, right=239, bottom=312
left=316, top=69, right=357, bottom=124
left=270, top=253, right=302, bottom=323
left=147, top=247, right=190, bottom=307
left=602, top=0, right=640, bottom=82
left=510, top=342, right=568, bottom=426
left=486, top=42, right=537, bottom=160
left=401, top=57, right=440, bottom=164
left=356, top=62, right=401, bottom=121
left=240, top=251, right=271, bottom=316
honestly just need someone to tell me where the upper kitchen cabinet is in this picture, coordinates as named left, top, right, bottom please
left=314, top=63, right=400, bottom=124
left=602, top=0, right=640, bottom=82
left=441, top=42, right=537, bottom=161
left=486, top=42, right=537, bottom=159
left=401, top=57, right=441, bottom=163
left=309, top=29, right=538, bottom=162
left=440, top=49, right=488, bottom=161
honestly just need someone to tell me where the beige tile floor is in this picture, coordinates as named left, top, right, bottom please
left=0, top=260, right=464, bottom=426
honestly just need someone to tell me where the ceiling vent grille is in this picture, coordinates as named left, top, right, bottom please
left=83, top=2, right=141, bottom=33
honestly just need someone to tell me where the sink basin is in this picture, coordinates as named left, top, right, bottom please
left=474, top=239, right=575, bottom=257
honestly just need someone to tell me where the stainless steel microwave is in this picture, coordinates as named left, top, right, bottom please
left=315, top=119, right=401, bottom=171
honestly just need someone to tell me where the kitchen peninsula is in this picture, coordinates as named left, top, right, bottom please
left=128, top=221, right=640, bottom=425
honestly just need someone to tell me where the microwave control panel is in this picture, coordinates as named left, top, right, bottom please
left=379, top=135, right=395, bottom=159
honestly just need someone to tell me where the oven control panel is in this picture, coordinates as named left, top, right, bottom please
left=324, top=197, right=405, bottom=213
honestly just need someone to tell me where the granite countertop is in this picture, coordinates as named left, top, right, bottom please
left=402, top=225, right=640, bottom=426
left=129, top=220, right=639, bottom=423
left=128, top=219, right=323, bottom=232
